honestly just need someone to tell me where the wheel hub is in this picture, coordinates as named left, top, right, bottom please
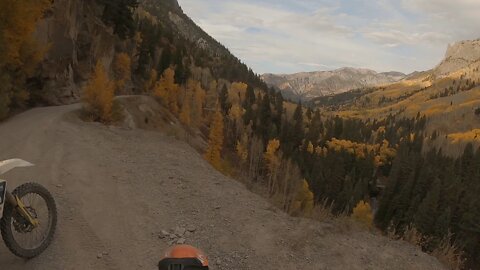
left=13, top=206, right=37, bottom=233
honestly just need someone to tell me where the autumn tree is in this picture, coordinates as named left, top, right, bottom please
left=265, top=139, right=281, bottom=195
left=180, top=79, right=206, bottom=127
left=307, top=141, right=314, bottom=154
left=113, top=52, right=131, bottom=93
left=154, top=67, right=179, bottom=114
left=204, top=109, right=224, bottom=170
left=82, top=61, right=115, bottom=123
left=0, top=0, right=51, bottom=119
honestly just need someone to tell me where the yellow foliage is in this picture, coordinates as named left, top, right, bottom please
left=409, top=133, right=415, bottom=142
left=448, top=129, right=480, bottom=143
left=236, top=135, right=249, bottom=163
left=326, top=138, right=396, bottom=166
left=307, top=141, right=314, bottom=154
left=289, top=179, right=314, bottom=216
left=0, top=0, right=51, bottom=118
left=352, top=200, right=373, bottom=227
left=0, top=0, right=51, bottom=68
left=265, top=139, right=281, bottom=172
left=154, top=67, right=179, bottom=114
left=229, top=82, right=248, bottom=104
left=204, top=109, right=224, bottom=170
left=82, top=62, right=115, bottom=123
left=113, top=53, right=131, bottom=92
left=229, top=104, right=244, bottom=121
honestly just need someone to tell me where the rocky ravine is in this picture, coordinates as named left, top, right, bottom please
left=0, top=99, right=445, bottom=270
left=262, top=68, right=405, bottom=101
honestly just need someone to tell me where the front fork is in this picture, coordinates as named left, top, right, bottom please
left=4, top=191, right=39, bottom=227
left=5, top=191, right=17, bottom=207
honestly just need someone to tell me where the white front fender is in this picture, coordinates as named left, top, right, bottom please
left=0, top=159, right=34, bottom=175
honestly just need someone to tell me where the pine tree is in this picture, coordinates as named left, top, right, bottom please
left=414, top=179, right=440, bottom=235
left=159, top=47, right=172, bottom=74
left=306, top=109, right=323, bottom=144
left=292, top=103, right=304, bottom=149
left=97, top=0, right=139, bottom=39
left=219, top=84, right=231, bottom=115
left=258, top=91, right=272, bottom=142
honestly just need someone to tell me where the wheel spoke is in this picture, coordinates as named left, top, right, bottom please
left=11, top=192, right=52, bottom=251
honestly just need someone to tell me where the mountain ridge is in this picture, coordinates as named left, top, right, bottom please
left=262, top=67, right=406, bottom=101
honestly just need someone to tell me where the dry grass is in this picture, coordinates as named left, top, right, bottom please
left=387, top=224, right=465, bottom=270
left=401, top=225, right=425, bottom=247
left=431, top=233, right=465, bottom=270
left=311, top=199, right=337, bottom=221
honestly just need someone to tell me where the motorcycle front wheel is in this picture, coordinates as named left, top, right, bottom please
left=0, top=183, right=57, bottom=259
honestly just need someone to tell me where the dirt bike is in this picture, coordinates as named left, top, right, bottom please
left=0, top=159, right=57, bottom=258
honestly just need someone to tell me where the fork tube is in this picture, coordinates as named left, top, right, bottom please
left=5, top=191, right=17, bottom=207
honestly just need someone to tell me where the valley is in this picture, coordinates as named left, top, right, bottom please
left=0, top=0, right=479, bottom=269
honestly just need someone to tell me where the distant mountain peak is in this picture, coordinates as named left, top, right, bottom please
left=434, top=38, right=480, bottom=77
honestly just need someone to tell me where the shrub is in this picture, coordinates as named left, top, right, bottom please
left=352, top=200, right=373, bottom=227
left=82, top=61, right=115, bottom=123
left=289, top=179, right=314, bottom=216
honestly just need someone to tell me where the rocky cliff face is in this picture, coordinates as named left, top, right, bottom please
left=32, top=0, right=251, bottom=105
left=262, top=68, right=405, bottom=101
left=34, top=0, right=120, bottom=105
left=433, top=39, right=480, bottom=77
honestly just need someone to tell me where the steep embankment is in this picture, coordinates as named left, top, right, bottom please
left=0, top=101, right=445, bottom=270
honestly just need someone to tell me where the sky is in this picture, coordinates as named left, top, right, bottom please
left=177, top=0, right=480, bottom=75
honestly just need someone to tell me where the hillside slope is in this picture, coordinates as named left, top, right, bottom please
left=0, top=102, right=445, bottom=270
left=313, top=39, right=480, bottom=147
left=262, top=68, right=405, bottom=101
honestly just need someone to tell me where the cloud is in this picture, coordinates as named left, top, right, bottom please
left=177, top=0, right=480, bottom=74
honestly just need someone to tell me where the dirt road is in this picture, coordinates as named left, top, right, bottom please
left=0, top=104, right=445, bottom=270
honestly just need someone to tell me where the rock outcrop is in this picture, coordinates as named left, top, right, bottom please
left=34, top=0, right=119, bottom=105
left=433, top=39, right=480, bottom=77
